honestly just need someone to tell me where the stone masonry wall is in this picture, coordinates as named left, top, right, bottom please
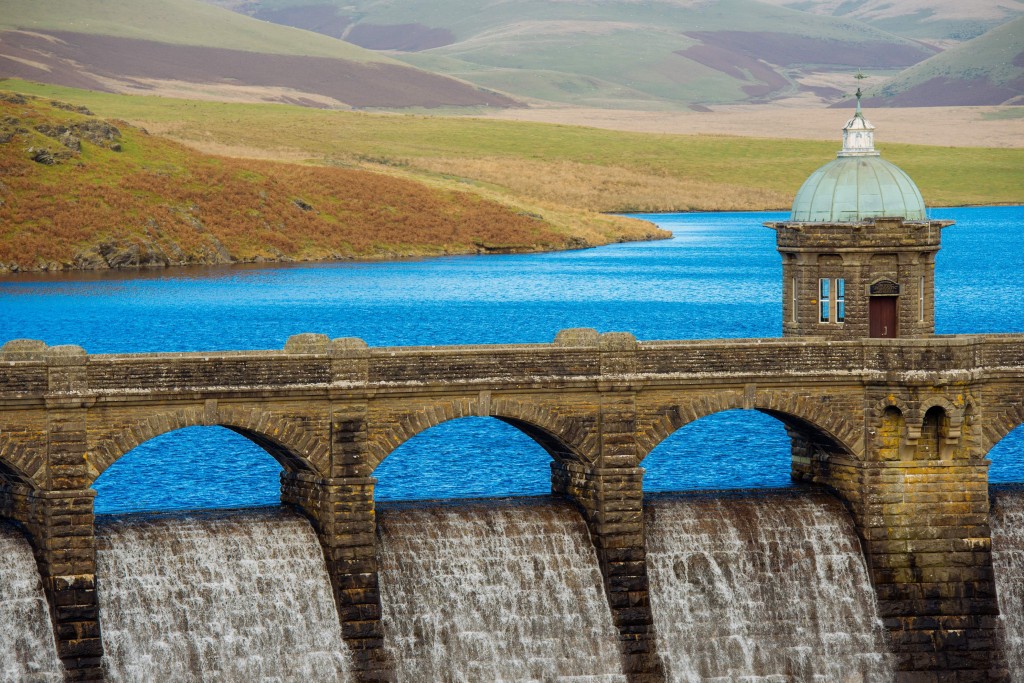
left=769, top=218, right=947, bottom=340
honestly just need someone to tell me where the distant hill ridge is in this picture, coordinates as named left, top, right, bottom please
left=209, top=0, right=1023, bottom=108
left=751, top=0, right=1023, bottom=42
left=858, top=17, right=1024, bottom=107
left=1, top=0, right=1020, bottom=110
left=0, top=0, right=516, bottom=109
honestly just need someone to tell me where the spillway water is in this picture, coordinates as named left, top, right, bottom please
left=645, top=491, right=895, bottom=682
left=376, top=498, right=626, bottom=682
left=0, top=521, right=64, bottom=683
left=991, top=486, right=1024, bottom=679
left=95, top=508, right=351, bottom=681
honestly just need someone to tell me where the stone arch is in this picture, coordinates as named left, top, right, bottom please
left=367, top=396, right=591, bottom=471
left=0, top=431, right=41, bottom=489
left=983, top=399, right=1024, bottom=456
left=87, top=405, right=328, bottom=486
left=876, top=405, right=906, bottom=462
left=817, top=253, right=844, bottom=266
left=637, top=390, right=861, bottom=465
left=870, top=395, right=912, bottom=449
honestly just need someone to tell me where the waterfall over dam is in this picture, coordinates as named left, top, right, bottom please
left=95, top=508, right=351, bottom=681
left=645, top=491, right=895, bottom=681
left=992, top=487, right=1024, bottom=681
left=376, top=498, right=626, bottom=682
left=5, top=489, right=1024, bottom=679
left=0, top=521, right=64, bottom=683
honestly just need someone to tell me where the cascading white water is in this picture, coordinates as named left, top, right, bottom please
left=645, top=491, right=895, bottom=682
left=376, top=498, right=627, bottom=682
left=991, top=486, right=1024, bottom=680
left=96, top=507, right=351, bottom=682
left=0, top=521, right=64, bottom=683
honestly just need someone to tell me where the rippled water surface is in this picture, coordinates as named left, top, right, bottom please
left=1, top=207, right=1021, bottom=512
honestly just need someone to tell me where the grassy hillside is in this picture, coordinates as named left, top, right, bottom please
left=0, top=91, right=665, bottom=272
left=0, top=0, right=517, bottom=109
left=861, top=17, right=1024, bottom=106
left=0, top=0, right=387, bottom=61
left=751, top=0, right=1023, bottom=42
left=5, top=81, right=1022, bottom=214
left=207, top=0, right=936, bottom=109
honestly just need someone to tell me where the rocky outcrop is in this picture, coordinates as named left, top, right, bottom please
left=0, top=97, right=123, bottom=167
left=67, top=237, right=236, bottom=271
left=33, top=120, right=123, bottom=156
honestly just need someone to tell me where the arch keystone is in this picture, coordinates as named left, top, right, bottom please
left=203, top=399, right=218, bottom=426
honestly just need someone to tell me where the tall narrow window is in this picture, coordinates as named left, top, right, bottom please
left=836, top=278, right=845, bottom=323
left=819, top=278, right=830, bottom=323
left=919, top=275, right=925, bottom=321
left=791, top=277, right=797, bottom=322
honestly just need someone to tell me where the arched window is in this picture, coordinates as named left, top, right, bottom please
left=917, top=407, right=948, bottom=461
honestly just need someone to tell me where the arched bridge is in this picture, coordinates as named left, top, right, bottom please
left=2, top=328, right=1023, bottom=682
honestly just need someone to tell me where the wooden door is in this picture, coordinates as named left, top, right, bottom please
left=870, top=297, right=897, bottom=338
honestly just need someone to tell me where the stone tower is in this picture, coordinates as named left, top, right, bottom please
left=764, top=94, right=954, bottom=339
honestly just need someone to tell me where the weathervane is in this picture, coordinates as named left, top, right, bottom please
left=854, top=71, right=868, bottom=113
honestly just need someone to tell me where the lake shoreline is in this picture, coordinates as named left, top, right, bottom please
left=0, top=228, right=672, bottom=278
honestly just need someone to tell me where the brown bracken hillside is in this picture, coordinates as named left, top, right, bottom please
left=1, top=92, right=662, bottom=273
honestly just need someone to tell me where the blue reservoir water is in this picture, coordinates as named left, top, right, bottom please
left=1, top=206, right=1021, bottom=513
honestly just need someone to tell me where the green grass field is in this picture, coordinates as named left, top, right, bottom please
left=6, top=79, right=1022, bottom=212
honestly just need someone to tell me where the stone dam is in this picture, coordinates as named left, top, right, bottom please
left=1, top=328, right=1023, bottom=681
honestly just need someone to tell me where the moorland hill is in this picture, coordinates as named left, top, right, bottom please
left=0, top=0, right=515, bottom=109
left=0, top=91, right=666, bottom=273
left=3, top=0, right=1020, bottom=110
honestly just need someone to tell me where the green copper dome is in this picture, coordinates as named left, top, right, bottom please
left=790, top=97, right=927, bottom=222
left=790, top=156, right=927, bottom=222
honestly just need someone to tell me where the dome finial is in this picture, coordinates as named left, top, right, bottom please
left=839, top=72, right=877, bottom=158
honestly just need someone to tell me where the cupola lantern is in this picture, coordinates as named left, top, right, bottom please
left=765, top=91, right=954, bottom=339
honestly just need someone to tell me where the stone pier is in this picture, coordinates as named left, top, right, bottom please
left=553, top=461, right=664, bottom=682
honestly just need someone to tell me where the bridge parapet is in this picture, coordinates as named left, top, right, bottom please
left=3, top=334, right=1023, bottom=402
